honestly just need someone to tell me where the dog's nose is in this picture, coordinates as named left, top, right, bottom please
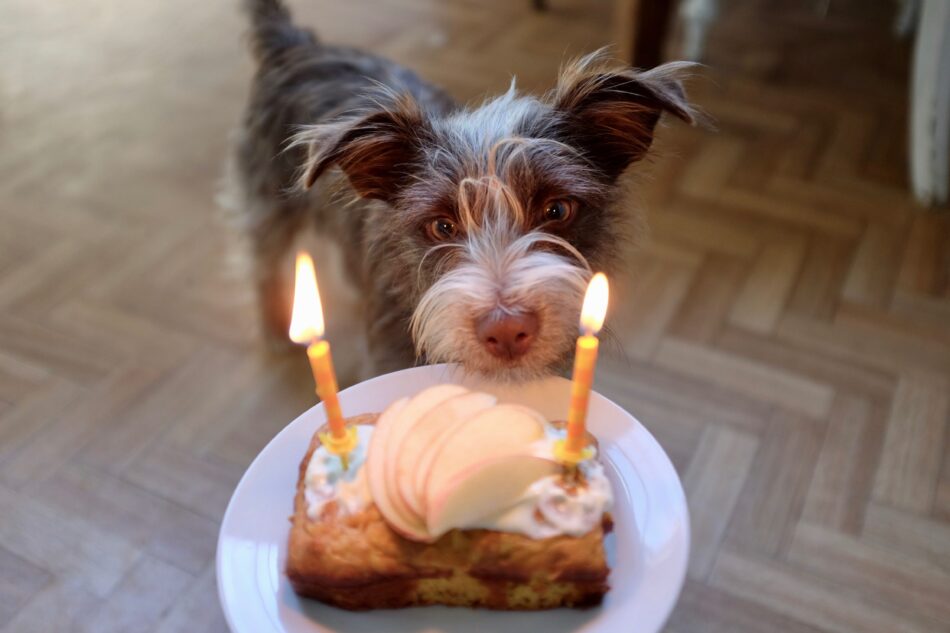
left=476, top=311, right=539, bottom=360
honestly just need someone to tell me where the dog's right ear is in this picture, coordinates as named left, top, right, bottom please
left=553, top=55, right=697, bottom=180
left=297, top=95, right=430, bottom=203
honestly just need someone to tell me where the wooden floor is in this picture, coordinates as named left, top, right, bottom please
left=1, top=0, right=949, bottom=631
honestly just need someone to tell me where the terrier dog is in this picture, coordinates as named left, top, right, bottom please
left=226, top=0, right=695, bottom=381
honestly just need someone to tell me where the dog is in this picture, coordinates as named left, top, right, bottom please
left=225, top=0, right=695, bottom=382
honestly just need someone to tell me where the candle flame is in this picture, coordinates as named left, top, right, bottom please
left=289, top=251, right=325, bottom=343
left=579, top=272, right=609, bottom=335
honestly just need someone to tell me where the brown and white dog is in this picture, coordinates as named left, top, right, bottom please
left=225, top=0, right=695, bottom=382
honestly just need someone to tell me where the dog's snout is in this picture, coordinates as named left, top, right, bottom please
left=476, top=311, right=539, bottom=360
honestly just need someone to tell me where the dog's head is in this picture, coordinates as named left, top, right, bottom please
left=297, top=54, right=695, bottom=380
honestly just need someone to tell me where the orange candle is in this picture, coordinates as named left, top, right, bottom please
left=290, top=252, right=358, bottom=468
left=306, top=340, right=345, bottom=436
left=556, top=273, right=609, bottom=467
left=564, top=334, right=599, bottom=453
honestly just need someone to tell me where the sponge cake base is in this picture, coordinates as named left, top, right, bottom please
left=286, top=414, right=612, bottom=610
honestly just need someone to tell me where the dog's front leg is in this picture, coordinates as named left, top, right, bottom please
left=362, top=294, right=417, bottom=379
left=250, top=213, right=302, bottom=350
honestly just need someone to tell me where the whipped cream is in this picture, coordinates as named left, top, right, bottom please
left=468, top=426, right=613, bottom=539
left=304, top=424, right=375, bottom=519
left=304, top=404, right=612, bottom=538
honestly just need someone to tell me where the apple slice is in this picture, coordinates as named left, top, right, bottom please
left=396, top=391, right=497, bottom=517
left=426, top=454, right=559, bottom=538
left=420, top=404, right=546, bottom=512
left=365, top=396, right=429, bottom=541
left=383, top=385, right=468, bottom=526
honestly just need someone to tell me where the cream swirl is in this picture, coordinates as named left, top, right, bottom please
left=303, top=424, right=375, bottom=519
left=466, top=433, right=612, bottom=539
left=304, top=414, right=613, bottom=539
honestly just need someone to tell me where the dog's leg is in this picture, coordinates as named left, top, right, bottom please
left=250, top=212, right=302, bottom=349
left=218, top=150, right=303, bottom=349
left=363, top=289, right=416, bottom=378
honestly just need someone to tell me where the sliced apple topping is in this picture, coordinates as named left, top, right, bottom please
left=365, top=396, right=429, bottom=540
left=426, top=454, right=560, bottom=538
left=364, top=385, right=560, bottom=542
left=380, top=385, right=467, bottom=537
left=420, top=404, right=546, bottom=513
left=397, top=391, right=497, bottom=516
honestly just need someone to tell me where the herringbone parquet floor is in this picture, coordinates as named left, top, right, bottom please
left=1, top=0, right=948, bottom=631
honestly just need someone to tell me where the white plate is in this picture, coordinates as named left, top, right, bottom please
left=217, top=364, right=689, bottom=633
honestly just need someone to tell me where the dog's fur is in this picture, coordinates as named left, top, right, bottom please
left=226, top=0, right=695, bottom=381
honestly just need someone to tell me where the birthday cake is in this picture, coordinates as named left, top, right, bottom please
left=286, top=384, right=614, bottom=610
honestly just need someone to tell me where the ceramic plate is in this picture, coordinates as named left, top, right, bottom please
left=217, top=364, right=689, bottom=633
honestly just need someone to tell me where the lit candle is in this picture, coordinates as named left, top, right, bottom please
left=289, top=252, right=358, bottom=469
left=555, top=273, right=609, bottom=468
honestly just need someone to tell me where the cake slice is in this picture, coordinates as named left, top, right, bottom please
left=287, top=388, right=613, bottom=611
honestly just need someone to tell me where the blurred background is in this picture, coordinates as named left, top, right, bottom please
left=1, top=0, right=949, bottom=631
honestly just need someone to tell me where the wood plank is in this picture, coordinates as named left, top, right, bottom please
left=667, top=254, right=747, bottom=343
left=710, top=551, right=936, bottom=633
left=777, top=312, right=950, bottom=375
left=0, top=578, right=102, bottom=633
left=0, top=544, right=52, bottom=625
left=30, top=463, right=218, bottom=576
left=666, top=579, right=829, bottom=633
left=123, top=444, right=244, bottom=522
left=0, top=366, right=168, bottom=491
left=716, top=327, right=895, bottom=402
left=802, top=394, right=886, bottom=532
left=0, top=378, right=83, bottom=467
left=598, top=355, right=774, bottom=435
left=728, top=234, right=807, bottom=333
left=607, top=255, right=695, bottom=359
left=895, top=211, right=950, bottom=296
left=785, top=232, right=855, bottom=320
left=83, top=555, right=194, bottom=633
left=788, top=523, right=950, bottom=626
left=78, top=347, right=257, bottom=474
left=862, top=503, right=950, bottom=572
left=655, top=338, right=835, bottom=419
left=684, top=426, right=758, bottom=579
left=0, top=486, right=139, bottom=597
left=0, top=351, right=49, bottom=404
left=842, top=222, right=906, bottom=307
left=155, top=564, right=230, bottom=633
left=718, top=188, right=865, bottom=238
left=678, top=135, right=746, bottom=199
left=872, top=372, right=950, bottom=513
left=724, top=410, right=824, bottom=557
left=650, top=201, right=761, bottom=259
left=0, top=315, right=118, bottom=387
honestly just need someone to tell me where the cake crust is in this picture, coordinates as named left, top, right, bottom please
left=286, top=414, right=612, bottom=610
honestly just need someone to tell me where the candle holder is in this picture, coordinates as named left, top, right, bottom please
left=553, top=439, right=594, bottom=466
left=317, top=425, right=359, bottom=470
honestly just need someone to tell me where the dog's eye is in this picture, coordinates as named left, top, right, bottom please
left=427, top=217, right=458, bottom=241
left=542, top=199, right=576, bottom=224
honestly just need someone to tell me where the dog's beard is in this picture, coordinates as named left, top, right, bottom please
left=410, top=204, right=590, bottom=382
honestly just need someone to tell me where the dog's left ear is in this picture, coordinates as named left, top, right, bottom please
left=298, top=95, right=430, bottom=203
left=554, top=60, right=696, bottom=180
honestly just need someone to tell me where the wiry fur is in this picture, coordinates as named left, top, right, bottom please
left=228, top=0, right=695, bottom=380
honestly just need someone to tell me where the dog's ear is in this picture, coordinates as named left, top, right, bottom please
left=554, top=58, right=696, bottom=180
left=298, top=95, right=430, bottom=202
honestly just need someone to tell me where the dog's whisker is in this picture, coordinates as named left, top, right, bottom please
left=416, top=242, right=461, bottom=286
